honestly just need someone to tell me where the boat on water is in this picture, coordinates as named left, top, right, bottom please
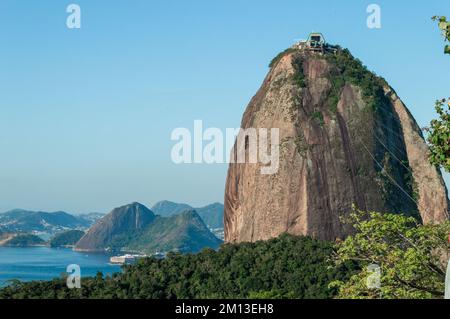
left=109, top=254, right=145, bottom=265
left=109, top=251, right=167, bottom=264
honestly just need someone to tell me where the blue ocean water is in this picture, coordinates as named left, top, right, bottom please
left=0, top=247, right=121, bottom=286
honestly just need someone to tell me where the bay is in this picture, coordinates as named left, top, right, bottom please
left=0, top=247, right=121, bottom=286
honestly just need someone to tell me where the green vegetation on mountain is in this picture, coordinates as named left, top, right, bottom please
left=49, top=230, right=85, bottom=247
left=151, top=201, right=224, bottom=228
left=324, top=48, right=420, bottom=218
left=292, top=55, right=307, bottom=88
left=2, top=234, right=45, bottom=247
left=271, top=45, right=388, bottom=114
left=75, top=203, right=156, bottom=252
left=122, top=210, right=222, bottom=253
left=151, top=201, right=192, bottom=217
left=0, top=234, right=356, bottom=299
left=105, top=210, right=222, bottom=253
left=75, top=203, right=222, bottom=253
left=323, top=48, right=388, bottom=113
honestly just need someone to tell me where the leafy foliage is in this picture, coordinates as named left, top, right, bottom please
left=432, top=16, right=450, bottom=53
left=0, top=234, right=356, bottom=299
left=425, top=99, right=450, bottom=172
left=331, top=207, right=450, bottom=299
left=426, top=16, right=450, bottom=171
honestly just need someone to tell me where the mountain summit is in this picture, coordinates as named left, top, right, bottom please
left=224, top=44, right=449, bottom=243
left=0, top=209, right=92, bottom=234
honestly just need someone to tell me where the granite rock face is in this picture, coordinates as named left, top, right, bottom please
left=224, top=48, right=449, bottom=243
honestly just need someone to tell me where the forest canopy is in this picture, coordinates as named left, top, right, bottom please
left=0, top=234, right=356, bottom=299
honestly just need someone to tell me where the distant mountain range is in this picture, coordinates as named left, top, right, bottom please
left=75, top=202, right=222, bottom=254
left=0, top=209, right=100, bottom=234
left=151, top=201, right=224, bottom=229
left=0, top=201, right=224, bottom=253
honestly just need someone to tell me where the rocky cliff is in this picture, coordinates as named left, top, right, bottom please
left=224, top=47, right=449, bottom=243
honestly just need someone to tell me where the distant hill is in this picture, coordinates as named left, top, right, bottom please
left=0, top=209, right=92, bottom=234
left=75, top=203, right=222, bottom=253
left=151, top=201, right=224, bottom=228
left=195, top=203, right=224, bottom=229
left=1, top=234, right=45, bottom=247
left=75, top=202, right=156, bottom=252
left=123, top=210, right=222, bottom=253
left=151, top=201, right=192, bottom=217
left=78, top=212, right=105, bottom=225
left=49, top=230, right=85, bottom=247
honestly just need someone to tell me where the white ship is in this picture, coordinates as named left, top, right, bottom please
left=109, top=254, right=144, bottom=265
left=110, top=252, right=164, bottom=264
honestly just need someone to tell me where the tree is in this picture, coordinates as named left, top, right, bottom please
left=426, top=98, right=450, bottom=172
left=0, top=234, right=356, bottom=299
left=425, top=17, right=450, bottom=172
left=331, top=207, right=450, bottom=299
left=432, top=16, right=450, bottom=53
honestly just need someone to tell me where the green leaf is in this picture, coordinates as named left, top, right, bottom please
left=439, top=21, right=448, bottom=30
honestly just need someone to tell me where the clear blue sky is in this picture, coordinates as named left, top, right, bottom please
left=0, top=0, right=449, bottom=214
